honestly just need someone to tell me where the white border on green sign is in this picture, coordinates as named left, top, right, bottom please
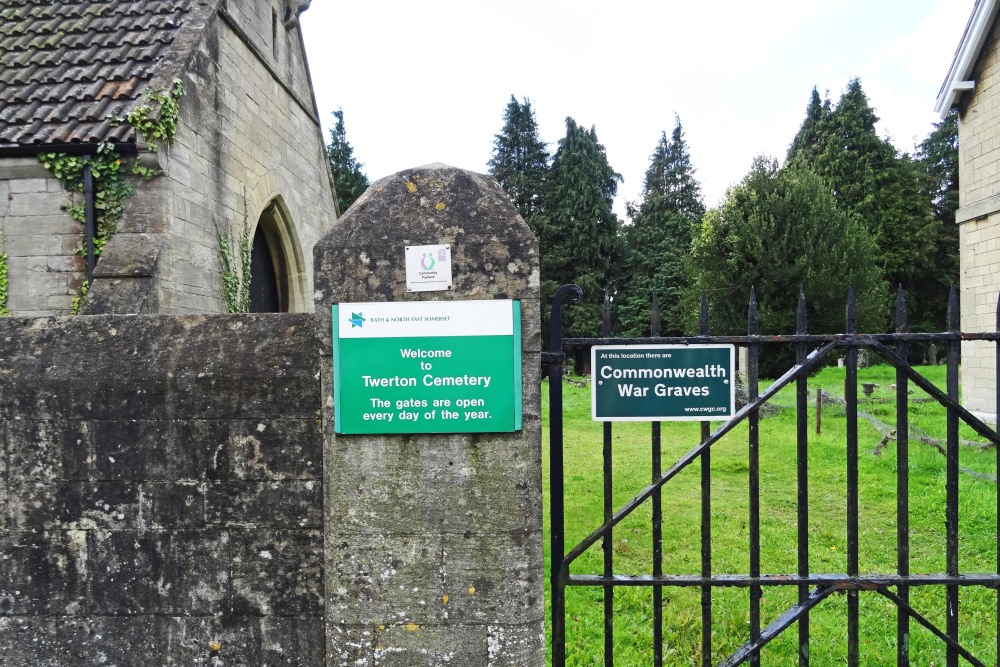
left=591, top=344, right=736, bottom=422
left=331, top=300, right=523, bottom=434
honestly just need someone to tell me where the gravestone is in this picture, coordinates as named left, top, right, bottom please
left=313, top=164, right=544, bottom=666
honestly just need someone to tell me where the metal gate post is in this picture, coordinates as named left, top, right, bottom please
left=547, top=284, right=583, bottom=667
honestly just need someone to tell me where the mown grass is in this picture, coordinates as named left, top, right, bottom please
left=542, top=364, right=998, bottom=665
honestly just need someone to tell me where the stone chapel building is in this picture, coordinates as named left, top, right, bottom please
left=0, top=0, right=337, bottom=317
left=936, top=0, right=1000, bottom=420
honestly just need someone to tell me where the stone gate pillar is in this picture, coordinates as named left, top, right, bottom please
left=313, top=164, right=544, bottom=665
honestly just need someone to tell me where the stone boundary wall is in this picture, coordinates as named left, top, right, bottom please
left=0, top=314, right=324, bottom=666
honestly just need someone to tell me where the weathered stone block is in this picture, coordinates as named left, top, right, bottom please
left=162, top=615, right=324, bottom=666
left=140, top=482, right=207, bottom=530
left=88, top=530, right=229, bottom=615
left=206, top=480, right=321, bottom=528
left=8, top=178, right=48, bottom=194
left=0, top=422, right=7, bottom=531
left=208, top=418, right=323, bottom=480
left=230, top=529, right=322, bottom=616
left=85, top=276, right=159, bottom=315
left=56, top=616, right=169, bottom=666
left=257, top=615, right=326, bottom=665
left=56, top=482, right=140, bottom=531
left=326, top=436, right=541, bottom=536
left=327, top=621, right=545, bottom=667
left=0, top=531, right=87, bottom=615
left=326, top=530, right=542, bottom=627
left=3, top=420, right=94, bottom=528
left=0, top=616, right=59, bottom=667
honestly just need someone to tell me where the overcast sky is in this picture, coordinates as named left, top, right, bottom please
left=300, top=0, right=973, bottom=218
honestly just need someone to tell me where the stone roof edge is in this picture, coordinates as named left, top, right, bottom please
left=935, top=0, right=1000, bottom=117
left=295, top=19, right=321, bottom=124
left=292, top=11, right=337, bottom=213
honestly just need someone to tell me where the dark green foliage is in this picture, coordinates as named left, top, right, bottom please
left=911, top=110, right=960, bottom=330
left=787, top=80, right=939, bottom=323
left=538, top=117, right=623, bottom=347
left=786, top=87, right=831, bottom=161
left=618, top=117, right=705, bottom=336
left=688, top=158, right=885, bottom=374
left=919, top=110, right=959, bottom=226
left=488, top=96, right=550, bottom=226
left=326, top=108, right=370, bottom=215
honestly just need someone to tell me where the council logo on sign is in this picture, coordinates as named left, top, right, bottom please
left=349, top=312, right=365, bottom=328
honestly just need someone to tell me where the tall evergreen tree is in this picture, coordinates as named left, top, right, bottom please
left=918, top=109, right=959, bottom=228
left=488, top=96, right=550, bottom=225
left=787, top=87, right=831, bottom=161
left=787, top=79, right=939, bottom=317
left=326, top=108, right=370, bottom=215
left=912, top=109, right=960, bottom=330
left=619, top=116, right=705, bottom=336
left=538, top=117, right=623, bottom=348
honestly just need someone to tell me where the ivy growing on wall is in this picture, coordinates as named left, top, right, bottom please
left=113, top=79, right=185, bottom=157
left=39, top=143, right=133, bottom=257
left=215, top=194, right=253, bottom=313
left=69, top=279, right=89, bottom=316
left=38, top=79, right=186, bottom=312
left=0, top=233, right=10, bottom=316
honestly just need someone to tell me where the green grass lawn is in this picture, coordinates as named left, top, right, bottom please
left=542, top=364, right=998, bottom=665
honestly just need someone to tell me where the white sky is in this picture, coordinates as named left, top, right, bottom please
left=300, top=0, right=973, bottom=217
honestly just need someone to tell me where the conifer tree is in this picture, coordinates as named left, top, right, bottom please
left=488, top=96, right=550, bottom=227
left=539, top=117, right=623, bottom=347
left=326, top=108, right=370, bottom=215
left=912, top=110, right=960, bottom=330
left=619, top=116, right=705, bottom=336
left=787, top=79, right=938, bottom=314
left=787, top=87, right=831, bottom=161
left=688, top=158, right=885, bottom=374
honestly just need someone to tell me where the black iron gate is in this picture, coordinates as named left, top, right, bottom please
left=545, top=284, right=1000, bottom=666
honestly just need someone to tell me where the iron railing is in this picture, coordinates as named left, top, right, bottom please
left=546, top=284, right=1000, bottom=666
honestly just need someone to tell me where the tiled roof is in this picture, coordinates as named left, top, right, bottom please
left=0, top=0, right=195, bottom=148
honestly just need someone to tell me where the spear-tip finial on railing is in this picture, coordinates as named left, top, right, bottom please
left=651, top=290, right=661, bottom=337
left=895, top=284, right=908, bottom=333
left=846, top=285, right=857, bottom=333
left=699, top=290, right=709, bottom=336
left=796, top=285, right=808, bottom=335
left=947, top=283, right=959, bottom=332
left=996, top=290, right=1000, bottom=331
left=602, top=290, right=612, bottom=338
left=548, top=284, right=585, bottom=353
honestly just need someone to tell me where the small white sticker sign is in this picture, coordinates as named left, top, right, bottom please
left=405, top=244, right=453, bottom=292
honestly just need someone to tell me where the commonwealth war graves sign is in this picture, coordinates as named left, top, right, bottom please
left=592, top=344, right=736, bottom=421
left=332, top=300, right=522, bottom=434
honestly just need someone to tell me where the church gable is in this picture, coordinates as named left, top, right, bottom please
left=0, top=0, right=337, bottom=318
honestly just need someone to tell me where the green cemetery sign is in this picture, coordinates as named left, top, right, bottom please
left=333, top=300, right=522, bottom=434
left=592, top=344, right=736, bottom=421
